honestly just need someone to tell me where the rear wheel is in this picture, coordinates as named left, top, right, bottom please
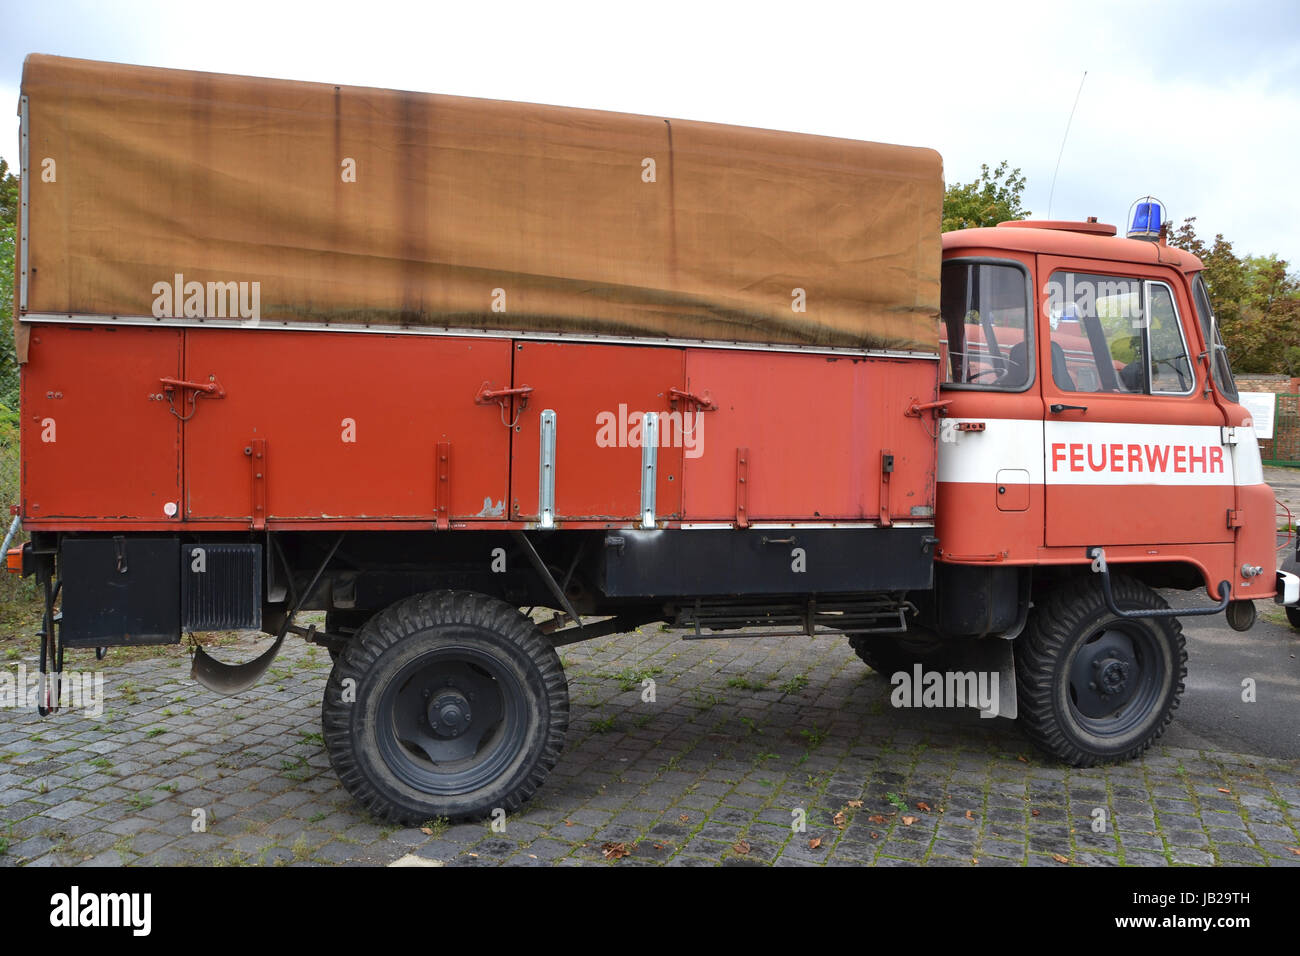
left=1016, top=575, right=1185, bottom=765
left=325, top=610, right=372, bottom=662
left=322, top=590, right=569, bottom=823
left=848, top=631, right=948, bottom=677
left=1286, top=605, right=1300, bottom=630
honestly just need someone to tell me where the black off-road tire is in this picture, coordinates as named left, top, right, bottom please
left=1286, top=605, right=1300, bottom=630
left=848, top=631, right=948, bottom=678
left=322, top=590, right=569, bottom=823
left=325, top=610, right=373, bottom=662
left=1015, top=575, right=1186, bottom=766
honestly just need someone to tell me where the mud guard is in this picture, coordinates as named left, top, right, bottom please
left=191, top=532, right=345, bottom=694
left=938, top=638, right=1018, bottom=720
left=190, top=632, right=286, bottom=694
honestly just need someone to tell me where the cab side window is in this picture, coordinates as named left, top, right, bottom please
left=1045, top=272, right=1193, bottom=396
left=939, top=261, right=1032, bottom=390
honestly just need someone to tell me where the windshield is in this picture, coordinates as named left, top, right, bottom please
left=1191, top=274, right=1239, bottom=402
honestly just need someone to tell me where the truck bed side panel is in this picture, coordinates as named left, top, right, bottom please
left=183, top=329, right=512, bottom=520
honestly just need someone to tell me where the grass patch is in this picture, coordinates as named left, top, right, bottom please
left=608, top=665, right=663, bottom=692
left=778, top=674, right=810, bottom=695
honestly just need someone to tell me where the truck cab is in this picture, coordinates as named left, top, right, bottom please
left=936, top=218, right=1276, bottom=610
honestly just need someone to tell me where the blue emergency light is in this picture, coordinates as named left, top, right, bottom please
left=1127, top=196, right=1165, bottom=241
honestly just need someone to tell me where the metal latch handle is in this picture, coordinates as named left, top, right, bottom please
left=159, top=376, right=225, bottom=421
left=668, top=387, right=717, bottom=411
left=476, top=383, right=533, bottom=427
left=906, top=399, right=952, bottom=418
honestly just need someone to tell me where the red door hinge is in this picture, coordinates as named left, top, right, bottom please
left=246, top=439, right=267, bottom=531
left=435, top=442, right=451, bottom=530
left=735, top=447, right=749, bottom=529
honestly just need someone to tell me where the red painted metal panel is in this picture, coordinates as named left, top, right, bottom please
left=681, top=350, right=937, bottom=521
left=183, top=330, right=512, bottom=521
left=510, top=342, right=684, bottom=522
left=21, top=325, right=182, bottom=523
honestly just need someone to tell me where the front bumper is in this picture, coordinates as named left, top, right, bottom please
left=1274, top=570, right=1300, bottom=606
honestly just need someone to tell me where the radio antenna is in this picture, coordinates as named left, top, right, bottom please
left=1047, top=71, right=1087, bottom=219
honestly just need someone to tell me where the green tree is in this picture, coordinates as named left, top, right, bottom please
left=942, top=161, right=1030, bottom=232
left=0, top=157, right=17, bottom=416
left=0, top=158, right=17, bottom=226
left=1170, top=217, right=1300, bottom=374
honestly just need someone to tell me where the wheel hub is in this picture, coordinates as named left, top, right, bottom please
left=428, top=690, right=472, bottom=738
left=1095, top=657, right=1130, bottom=696
left=1068, top=628, right=1147, bottom=720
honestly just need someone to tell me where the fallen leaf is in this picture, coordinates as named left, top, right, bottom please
left=1052, top=853, right=1070, bottom=864
left=1017, top=755, right=1028, bottom=763
left=971, top=857, right=979, bottom=865
left=847, top=800, right=863, bottom=808
left=733, top=840, right=751, bottom=855
left=679, top=814, right=690, bottom=823
left=916, top=801, right=932, bottom=812
left=564, top=819, right=574, bottom=827
left=528, top=854, right=537, bottom=859
left=653, top=843, right=665, bottom=851
left=965, top=810, right=975, bottom=821
left=868, top=814, right=889, bottom=825
left=468, top=852, right=478, bottom=858
left=420, top=827, right=433, bottom=835
left=1031, top=809, right=1040, bottom=817
left=870, top=831, right=880, bottom=839
left=808, top=837, right=822, bottom=850
left=901, top=815, right=918, bottom=826
left=1286, top=847, right=1300, bottom=856
left=601, top=842, right=632, bottom=860
left=1217, top=788, right=1231, bottom=794
left=833, top=811, right=847, bottom=827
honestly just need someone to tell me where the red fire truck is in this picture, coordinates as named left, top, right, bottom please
left=8, top=55, right=1295, bottom=822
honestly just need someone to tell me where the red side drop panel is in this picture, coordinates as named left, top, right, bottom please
left=510, top=342, right=685, bottom=522
left=21, top=325, right=182, bottom=523
left=183, top=330, right=513, bottom=521
left=681, top=350, right=937, bottom=522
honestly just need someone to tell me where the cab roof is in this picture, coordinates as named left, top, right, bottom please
left=942, top=220, right=1204, bottom=273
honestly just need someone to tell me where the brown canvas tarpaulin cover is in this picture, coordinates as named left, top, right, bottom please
left=17, top=54, right=942, bottom=359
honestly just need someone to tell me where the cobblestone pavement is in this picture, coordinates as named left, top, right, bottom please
left=1, top=625, right=1298, bottom=868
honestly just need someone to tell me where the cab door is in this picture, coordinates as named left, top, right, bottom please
left=933, top=256, right=1045, bottom=562
left=1039, top=258, right=1234, bottom=547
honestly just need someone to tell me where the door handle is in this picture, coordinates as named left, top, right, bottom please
left=1050, top=404, right=1088, bottom=414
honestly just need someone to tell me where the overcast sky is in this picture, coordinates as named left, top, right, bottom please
left=2, top=0, right=1297, bottom=264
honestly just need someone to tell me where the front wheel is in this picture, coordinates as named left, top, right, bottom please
left=1015, top=575, right=1185, bottom=766
left=322, top=590, right=569, bottom=823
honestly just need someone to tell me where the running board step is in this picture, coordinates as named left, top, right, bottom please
left=675, top=596, right=912, bottom=639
